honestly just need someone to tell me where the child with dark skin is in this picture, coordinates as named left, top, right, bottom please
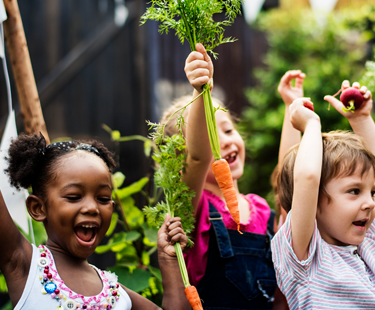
left=0, top=134, right=190, bottom=310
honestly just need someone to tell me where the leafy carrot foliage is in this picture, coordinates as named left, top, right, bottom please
left=140, top=0, right=242, bottom=58
left=144, top=113, right=195, bottom=246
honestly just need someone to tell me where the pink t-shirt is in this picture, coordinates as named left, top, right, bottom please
left=184, top=190, right=271, bottom=286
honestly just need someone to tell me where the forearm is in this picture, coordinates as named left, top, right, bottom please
left=349, top=116, right=375, bottom=155
left=279, top=106, right=301, bottom=165
left=291, top=120, right=322, bottom=260
left=159, top=253, right=191, bottom=310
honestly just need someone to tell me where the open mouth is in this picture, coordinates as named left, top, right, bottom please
left=224, top=152, right=237, bottom=164
left=74, top=224, right=98, bottom=243
left=352, top=220, right=367, bottom=227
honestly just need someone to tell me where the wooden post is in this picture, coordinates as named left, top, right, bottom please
left=2, top=0, right=49, bottom=143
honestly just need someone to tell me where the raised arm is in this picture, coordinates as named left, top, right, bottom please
left=325, top=81, right=375, bottom=155
left=278, top=70, right=305, bottom=165
left=289, top=98, right=322, bottom=261
left=0, top=190, right=32, bottom=306
left=183, top=43, right=214, bottom=213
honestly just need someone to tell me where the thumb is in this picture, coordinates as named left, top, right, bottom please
left=324, top=95, right=344, bottom=111
left=163, top=213, right=171, bottom=228
left=196, top=43, right=210, bottom=63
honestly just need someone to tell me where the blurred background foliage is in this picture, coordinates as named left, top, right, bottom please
left=238, top=5, right=375, bottom=208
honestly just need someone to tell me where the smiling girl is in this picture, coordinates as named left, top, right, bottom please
left=159, top=44, right=304, bottom=309
left=0, top=134, right=190, bottom=310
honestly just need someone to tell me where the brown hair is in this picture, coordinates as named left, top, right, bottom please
left=278, top=130, right=375, bottom=212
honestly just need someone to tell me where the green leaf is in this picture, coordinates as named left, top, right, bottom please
left=112, top=171, right=126, bottom=189
left=122, top=197, right=145, bottom=229
left=141, top=222, right=158, bottom=246
left=108, top=267, right=151, bottom=292
left=144, top=139, right=152, bottom=157
left=148, top=265, right=162, bottom=282
left=142, top=251, right=150, bottom=266
left=116, top=177, right=149, bottom=199
left=106, top=212, right=119, bottom=236
left=0, top=273, right=7, bottom=293
left=111, top=130, right=121, bottom=140
left=125, top=231, right=141, bottom=242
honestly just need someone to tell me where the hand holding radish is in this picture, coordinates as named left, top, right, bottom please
left=278, top=70, right=306, bottom=105
left=185, top=43, right=213, bottom=93
left=157, top=214, right=188, bottom=258
left=324, top=81, right=372, bottom=120
left=289, top=98, right=320, bottom=133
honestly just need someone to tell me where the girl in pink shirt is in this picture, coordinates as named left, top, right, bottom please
left=160, top=43, right=303, bottom=309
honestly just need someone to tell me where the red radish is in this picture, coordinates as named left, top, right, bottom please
left=340, top=87, right=364, bottom=113
left=303, top=103, right=314, bottom=111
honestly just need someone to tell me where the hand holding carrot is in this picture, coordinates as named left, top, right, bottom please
left=157, top=214, right=188, bottom=258
left=289, top=98, right=320, bottom=133
left=278, top=70, right=306, bottom=106
left=185, top=43, right=213, bottom=93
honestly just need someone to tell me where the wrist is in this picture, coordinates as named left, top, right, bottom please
left=158, top=251, right=178, bottom=262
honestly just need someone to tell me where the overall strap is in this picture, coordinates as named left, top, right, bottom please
left=208, top=202, right=234, bottom=258
left=267, top=209, right=275, bottom=236
left=265, top=209, right=275, bottom=261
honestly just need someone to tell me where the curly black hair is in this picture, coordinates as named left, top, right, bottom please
left=5, top=133, right=116, bottom=202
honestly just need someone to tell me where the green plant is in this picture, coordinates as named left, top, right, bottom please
left=239, top=7, right=375, bottom=206
left=98, top=126, right=165, bottom=304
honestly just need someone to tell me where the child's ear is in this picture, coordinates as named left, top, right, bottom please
left=26, top=195, right=47, bottom=222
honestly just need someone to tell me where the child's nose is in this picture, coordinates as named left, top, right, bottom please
left=82, top=199, right=100, bottom=214
left=219, top=133, right=232, bottom=150
left=362, top=194, right=375, bottom=210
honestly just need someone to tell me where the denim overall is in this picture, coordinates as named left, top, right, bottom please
left=196, top=202, right=277, bottom=310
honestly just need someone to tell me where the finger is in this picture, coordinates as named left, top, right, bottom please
left=162, top=213, right=171, bottom=229
left=196, top=43, right=211, bottom=64
left=352, top=82, right=360, bottom=89
left=168, top=220, right=183, bottom=230
left=185, top=51, right=205, bottom=66
left=360, top=86, right=368, bottom=94
left=324, top=95, right=345, bottom=113
left=169, top=232, right=187, bottom=245
left=364, top=90, right=372, bottom=100
left=342, top=80, right=350, bottom=89
left=169, top=227, right=186, bottom=238
left=295, top=73, right=306, bottom=89
left=279, top=70, right=299, bottom=87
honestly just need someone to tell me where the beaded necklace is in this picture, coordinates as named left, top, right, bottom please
left=37, top=245, right=120, bottom=310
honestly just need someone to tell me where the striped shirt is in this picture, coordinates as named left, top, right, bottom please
left=271, top=212, right=375, bottom=309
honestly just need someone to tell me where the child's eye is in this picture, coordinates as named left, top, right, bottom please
left=349, top=189, right=360, bottom=195
left=225, top=129, right=233, bottom=134
left=98, top=197, right=112, bottom=203
left=371, top=191, right=375, bottom=199
left=65, top=196, right=81, bottom=201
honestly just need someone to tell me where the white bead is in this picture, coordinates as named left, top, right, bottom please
left=38, top=257, right=49, bottom=268
left=64, top=299, right=77, bottom=309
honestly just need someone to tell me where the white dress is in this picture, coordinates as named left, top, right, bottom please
left=15, top=244, right=132, bottom=310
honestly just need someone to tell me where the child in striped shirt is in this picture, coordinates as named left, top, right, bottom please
left=271, top=81, right=375, bottom=309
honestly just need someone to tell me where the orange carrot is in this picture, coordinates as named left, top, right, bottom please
left=184, top=285, right=203, bottom=310
left=212, top=158, right=241, bottom=233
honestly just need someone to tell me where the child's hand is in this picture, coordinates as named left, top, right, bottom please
left=324, top=80, right=372, bottom=121
left=289, top=98, right=320, bottom=133
left=185, top=43, right=213, bottom=92
left=157, top=214, right=188, bottom=258
left=278, top=70, right=306, bottom=106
